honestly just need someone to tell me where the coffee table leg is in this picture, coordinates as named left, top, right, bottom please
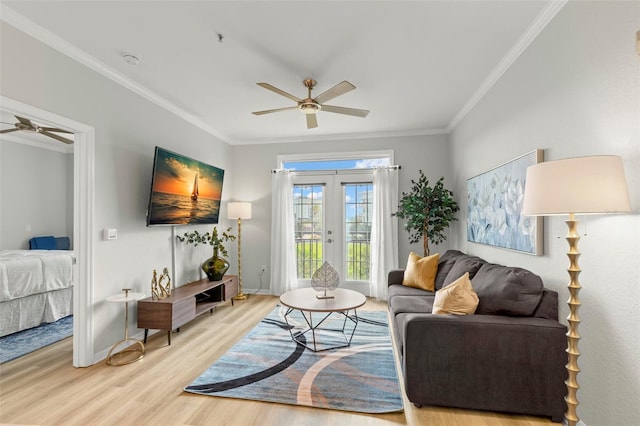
left=284, top=308, right=359, bottom=352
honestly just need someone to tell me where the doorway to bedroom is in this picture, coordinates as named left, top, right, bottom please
left=0, top=109, right=75, bottom=362
left=0, top=97, right=95, bottom=367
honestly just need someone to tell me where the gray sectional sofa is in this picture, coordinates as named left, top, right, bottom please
left=387, top=249, right=567, bottom=422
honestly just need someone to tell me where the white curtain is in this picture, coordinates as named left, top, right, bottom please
left=270, top=170, right=298, bottom=295
left=369, top=167, right=399, bottom=300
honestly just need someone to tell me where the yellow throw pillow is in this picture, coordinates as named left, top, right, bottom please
left=402, top=252, right=439, bottom=291
left=432, top=272, right=479, bottom=315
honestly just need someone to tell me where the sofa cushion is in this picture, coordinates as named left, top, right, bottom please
left=434, top=250, right=465, bottom=290
left=442, top=255, right=485, bottom=287
left=388, top=283, right=434, bottom=299
left=532, top=289, right=559, bottom=320
left=389, top=294, right=435, bottom=316
left=433, top=272, right=479, bottom=315
left=471, top=263, right=544, bottom=316
left=403, top=252, right=439, bottom=291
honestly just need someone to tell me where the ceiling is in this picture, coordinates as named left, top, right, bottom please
left=1, top=1, right=562, bottom=145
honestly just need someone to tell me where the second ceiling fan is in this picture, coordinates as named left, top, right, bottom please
left=252, top=79, right=369, bottom=129
left=1, top=115, right=73, bottom=144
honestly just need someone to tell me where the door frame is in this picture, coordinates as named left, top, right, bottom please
left=2, top=96, right=95, bottom=367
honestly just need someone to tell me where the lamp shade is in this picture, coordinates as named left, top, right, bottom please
left=521, top=155, right=631, bottom=216
left=227, top=202, right=252, bottom=219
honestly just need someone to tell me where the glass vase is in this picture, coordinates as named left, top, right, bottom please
left=202, top=248, right=229, bottom=281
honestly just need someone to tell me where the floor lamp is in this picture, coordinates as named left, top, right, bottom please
left=522, top=155, right=631, bottom=426
left=228, top=202, right=252, bottom=300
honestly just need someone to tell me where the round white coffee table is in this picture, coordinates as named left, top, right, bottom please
left=279, top=288, right=366, bottom=352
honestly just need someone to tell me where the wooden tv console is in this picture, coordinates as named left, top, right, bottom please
left=137, top=275, right=238, bottom=345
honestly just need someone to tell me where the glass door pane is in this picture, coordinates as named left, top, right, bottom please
left=344, top=184, right=373, bottom=281
left=293, top=184, right=324, bottom=279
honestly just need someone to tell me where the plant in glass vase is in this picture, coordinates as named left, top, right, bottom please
left=177, top=226, right=236, bottom=281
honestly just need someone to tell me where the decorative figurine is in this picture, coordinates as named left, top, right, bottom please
left=311, top=261, right=339, bottom=299
left=151, top=269, right=160, bottom=300
left=158, top=267, right=171, bottom=298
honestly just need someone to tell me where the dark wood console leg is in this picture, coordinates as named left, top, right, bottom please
left=144, top=329, right=148, bottom=343
left=167, top=331, right=171, bottom=346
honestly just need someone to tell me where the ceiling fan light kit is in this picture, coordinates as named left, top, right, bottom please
left=253, top=78, right=369, bottom=129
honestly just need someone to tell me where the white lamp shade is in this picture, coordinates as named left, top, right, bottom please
left=522, top=155, right=631, bottom=216
left=227, top=202, right=252, bottom=219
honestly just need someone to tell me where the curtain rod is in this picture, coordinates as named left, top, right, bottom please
left=271, top=165, right=401, bottom=173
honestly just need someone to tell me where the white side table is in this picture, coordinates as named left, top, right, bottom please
left=106, top=289, right=146, bottom=366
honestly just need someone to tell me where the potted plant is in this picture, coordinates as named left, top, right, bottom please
left=394, top=171, right=459, bottom=256
left=177, top=226, right=236, bottom=281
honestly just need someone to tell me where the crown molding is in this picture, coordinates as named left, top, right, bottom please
left=0, top=4, right=230, bottom=144
left=234, top=126, right=449, bottom=145
left=447, top=0, right=568, bottom=132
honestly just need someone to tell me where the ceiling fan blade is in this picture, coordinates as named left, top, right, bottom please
left=314, top=81, right=356, bottom=105
left=0, top=128, right=22, bottom=134
left=40, top=130, right=74, bottom=144
left=15, top=115, right=34, bottom=128
left=306, top=113, right=318, bottom=129
left=39, top=126, right=73, bottom=134
left=257, top=83, right=302, bottom=103
left=252, top=106, right=299, bottom=115
left=321, top=105, right=369, bottom=118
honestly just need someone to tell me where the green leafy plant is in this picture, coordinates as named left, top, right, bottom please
left=393, top=171, right=459, bottom=256
left=177, top=226, right=236, bottom=258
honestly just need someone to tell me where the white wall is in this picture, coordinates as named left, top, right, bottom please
left=0, top=21, right=233, bottom=359
left=0, top=140, right=72, bottom=249
left=230, top=134, right=453, bottom=294
left=449, top=2, right=639, bottom=425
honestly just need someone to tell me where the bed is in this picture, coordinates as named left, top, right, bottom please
left=0, top=249, right=74, bottom=337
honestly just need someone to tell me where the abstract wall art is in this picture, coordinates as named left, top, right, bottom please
left=467, top=149, right=543, bottom=255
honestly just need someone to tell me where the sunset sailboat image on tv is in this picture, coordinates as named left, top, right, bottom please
left=191, top=172, right=199, bottom=201
left=146, top=147, right=224, bottom=226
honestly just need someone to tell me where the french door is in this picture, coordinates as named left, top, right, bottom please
left=292, top=172, right=373, bottom=290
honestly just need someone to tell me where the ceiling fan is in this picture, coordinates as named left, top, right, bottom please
left=0, top=115, right=74, bottom=144
left=252, top=79, right=369, bottom=129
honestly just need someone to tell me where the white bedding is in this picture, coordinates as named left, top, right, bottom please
left=0, top=250, right=74, bottom=302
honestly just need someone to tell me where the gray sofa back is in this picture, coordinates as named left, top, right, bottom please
left=435, top=250, right=551, bottom=319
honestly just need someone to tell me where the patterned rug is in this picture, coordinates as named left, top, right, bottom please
left=185, top=306, right=403, bottom=413
left=0, top=315, right=73, bottom=364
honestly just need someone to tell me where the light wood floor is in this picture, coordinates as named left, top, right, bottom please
left=0, top=295, right=560, bottom=426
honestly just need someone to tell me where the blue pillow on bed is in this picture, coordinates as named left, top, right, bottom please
left=29, top=236, right=56, bottom=250
left=55, top=237, right=70, bottom=250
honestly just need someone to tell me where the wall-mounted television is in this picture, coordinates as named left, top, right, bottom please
left=146, top=146, right=225, bottom=226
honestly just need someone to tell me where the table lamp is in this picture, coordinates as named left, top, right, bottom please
left=228, top=202, right=252, bottom=300
left=521, top=155, right=631, bottom=426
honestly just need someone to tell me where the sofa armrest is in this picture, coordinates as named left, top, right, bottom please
left=388, top=269, right=404, bottom=287
left=402, top=313, right=567, bottom=421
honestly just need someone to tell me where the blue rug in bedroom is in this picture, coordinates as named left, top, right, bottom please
left=0, top=315, right=73, bottom=364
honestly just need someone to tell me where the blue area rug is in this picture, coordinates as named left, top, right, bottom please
left=185, top=306, right=403, bottom=413
left=0, top=315, right=73, bottom=364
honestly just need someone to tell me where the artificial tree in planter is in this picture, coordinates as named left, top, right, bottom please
left=394, top=171, right=459, bottom=256
left=177, top=226, right=236, bottom=281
